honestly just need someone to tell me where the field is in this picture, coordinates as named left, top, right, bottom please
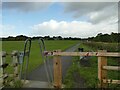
left=2, top=40, right=79, bottom=72
left=1, top=40, right=120, bottom=88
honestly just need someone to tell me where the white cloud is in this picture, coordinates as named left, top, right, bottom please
left=30, top=19, right=118, bottom=38
left=0, top=24, right=16, bottom=37
left=63, top=2, right=118, bottom=24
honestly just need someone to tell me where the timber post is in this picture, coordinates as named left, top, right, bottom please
left=53, top=50, right=62, bottom=88
left=98, top=50, right=107, bottom=88
left=11, top=51, right=19, bottom=80
left=0, top=52, right=7, bottom=89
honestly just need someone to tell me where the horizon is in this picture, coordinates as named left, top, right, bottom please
left=1, top=32, right=119, bottom=39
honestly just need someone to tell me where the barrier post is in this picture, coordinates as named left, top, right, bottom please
left=0, top=52, right=7, bottom=88
left=0, top=53, right=4, bottom=88
left=98, top=50, right=107, bottom=88
left=53, top=50, right=62, bottom=88
left=12, top=51, right=19, bottom=80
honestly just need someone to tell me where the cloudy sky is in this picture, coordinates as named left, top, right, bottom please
left=1, top=0, right=119, bottom=38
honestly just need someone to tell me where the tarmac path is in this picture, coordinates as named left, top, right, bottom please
left=26, top=43, right=80, bottom=82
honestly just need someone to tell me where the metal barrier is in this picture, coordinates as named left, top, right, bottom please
left=0, top=38, right=31, bottom=88
left=20, top=38, right=31, bottom=81
left=38, top=38, right=53, bottom=85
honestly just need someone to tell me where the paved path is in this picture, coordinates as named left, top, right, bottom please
left=26, top=43, right=80, bottom=82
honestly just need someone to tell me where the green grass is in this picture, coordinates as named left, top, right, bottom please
left=2, top=40, right=79, bottom=87
left=64, top=41, right=120, bottom=88
left=82, top=41, right=119, bottom=52
left=63, top=64, right=75, bottom=88
left=78, top=42, right=120, bottom=88
left=63, top=43, right=98, bottom=88
left=2, top=40, right=79, bottom=72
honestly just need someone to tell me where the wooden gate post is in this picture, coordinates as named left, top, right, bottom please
left=98, top=50, right=107, bottom=88
left=53, top=50, right=62, bottom=88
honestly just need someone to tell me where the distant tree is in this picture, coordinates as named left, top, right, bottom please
left=57, top=36, right=63, bottom=40
left=32, top=36, right=43, bottom=40
left=88, top=37, right=94, bottom=41
left=111, top=32, right=119, bottom=42
left=8, top=36, right=15, bottom=41
left=15, top=35, right=28, bottom=41
left=44, top=36, right=50, bottom=40
left=91, top=32, right=120, bottom=43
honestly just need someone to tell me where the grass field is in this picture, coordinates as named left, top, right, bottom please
left=2, top=40, right=79, bottom=73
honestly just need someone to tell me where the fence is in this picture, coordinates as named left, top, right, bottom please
left=45, top=50, right=120, bottom=88
left=0, top=51, right=20, bottom=88
left=0, top=50, right=29, bottom=88
left=0, top=50, right=120, bottom=88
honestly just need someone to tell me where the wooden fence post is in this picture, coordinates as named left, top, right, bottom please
left=53, top=50, right=62, bottom=88
left=0, top=52, right=4, bottom=89
left=12, top=51, right=19, bottom=80
left=98, top=50, right=107, bottom=88
left=0, top=52, right=7, bottom=89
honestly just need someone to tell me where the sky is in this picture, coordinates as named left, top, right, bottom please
left=0, top=0, right=119, bottom=38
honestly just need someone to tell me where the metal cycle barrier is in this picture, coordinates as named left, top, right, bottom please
left=0, top=38, right=31, bottom=89
left=0, top=38, right=55, bottom=89
left=38, top=38, right=53, bottom=85
left=19, top=38, right=31, bottom=81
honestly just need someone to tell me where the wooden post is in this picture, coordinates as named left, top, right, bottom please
left=0, top=53, right=4, bottom=88
left=98, top=50, right=107, bottom=88
left=12, top=51, right=19, bottom=80
left=53, top=50, right=62, bottom=88
left=0, top=52, right=7, bottom=89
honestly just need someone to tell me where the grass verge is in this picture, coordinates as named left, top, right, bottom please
left=64, top=41, right=120, bottom=88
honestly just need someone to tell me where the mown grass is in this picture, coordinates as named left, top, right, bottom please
left=64, top=41, right=120, bottom=88
left=2, top=40, right=79, bottom=72
left=2, top=40, right=79, bottom=87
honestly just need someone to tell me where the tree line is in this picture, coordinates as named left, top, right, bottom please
left=1, top=35, right=81, bottom=41
left=87, top=32, right=120, bottom=43
left=1, top=32, right=120, bottom=43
